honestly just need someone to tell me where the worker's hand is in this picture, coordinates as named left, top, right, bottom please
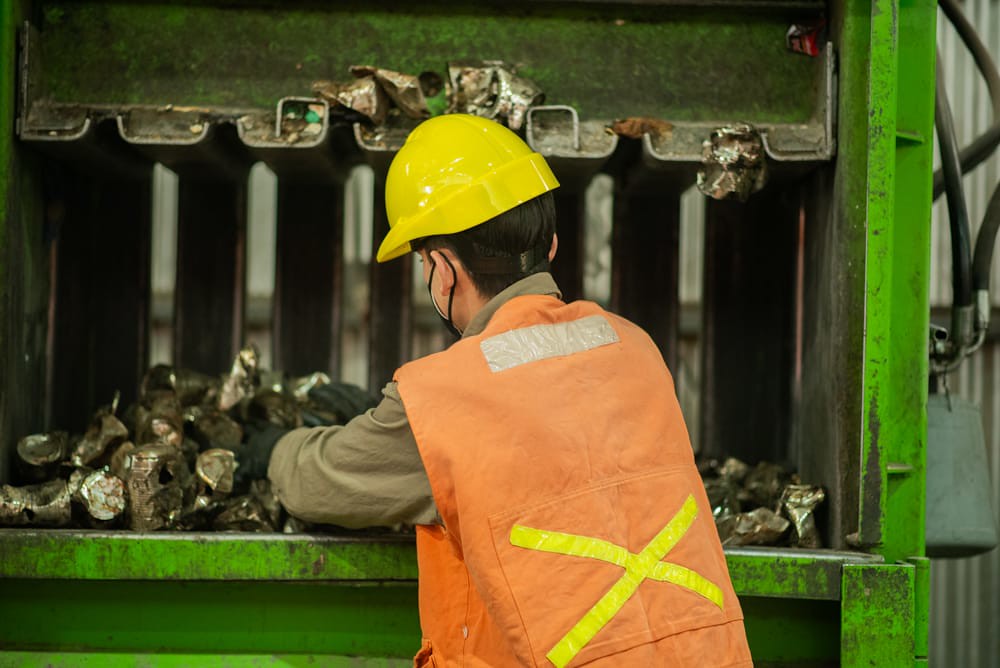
left=301, top=382, right=378, bottom=426
left=234, top=422, right=290, bottom=486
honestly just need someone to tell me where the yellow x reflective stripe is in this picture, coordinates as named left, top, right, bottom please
left=509, top=494, right=723, bottom=668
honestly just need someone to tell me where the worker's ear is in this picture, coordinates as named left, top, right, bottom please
left=548, top=233, right=558, bottom=262
left=428, top=248, right=463, bottom=296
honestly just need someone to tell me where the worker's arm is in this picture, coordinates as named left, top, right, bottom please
left=266, top=382, right=440, bottom=528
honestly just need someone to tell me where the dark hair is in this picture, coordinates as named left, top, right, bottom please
left=413, top=191, right=557, bottom=298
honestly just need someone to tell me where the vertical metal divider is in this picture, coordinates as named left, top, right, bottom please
left=272, top=178, right=344, bottom=378
left=48, top=155, right=153, bottom=430
left=700, top=190, right=798, bottom=464
left=368, top=176, right=412, bottom=393
left=172, top=167, right=249, bottom=374
left=610, top=175, right=681, bottom=372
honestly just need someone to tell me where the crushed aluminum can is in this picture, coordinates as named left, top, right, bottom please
left=125, top=443, right=193, bottom=531
left=247, top=389, right=302, bottom=430
left=312, top=75, right=390, bottom=125
left=134, top=390, right=184, bottom=449
left=0, top=479, right=74, bottom=527
left=781, top=484, right=826, bottom=548
left=196, top=449, right=237, bottom=496
left=190, top=410, right=244, bottom=452
left=717, top=507, right=790, bottom=547
left=76, top=468, right=128, bottom=523
left=351, top=66, right=433, bottom=120
left=218, top=344, right=261, bottom=411
left=696, top=123, right=768, bottom=202
left=448, top=60, right=544, bottom=131
left=16, top=431, right=68, bottom=481
left=70, top=397, right=130, bottom=467
left=108, top=441, right=136, bottom=480
left=198, top=480, right=281, bottom=532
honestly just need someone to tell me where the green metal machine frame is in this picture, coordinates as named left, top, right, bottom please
left=0, top=1, right=936, bottom=665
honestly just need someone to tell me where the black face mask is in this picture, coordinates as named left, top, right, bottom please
left=426, top=252, right=462, bottom=338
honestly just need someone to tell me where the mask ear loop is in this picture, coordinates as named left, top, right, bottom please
left=427, top=251, right=463, bottom=338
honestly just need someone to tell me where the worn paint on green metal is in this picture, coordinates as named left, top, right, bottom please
left=907, top=556, right=930, bottom=662
left=846, top=0, right=933, bottom=565
left=0, top=578, right=421, bottom=656
left=0, top=654, right=410, bottom=667
left=840, top=564, right=915, bottom=667
left=28, top=1, right=820, bottom=122
left=0, top=530, right=419, bottom=580
left=724, top=549, right=882, bottom=600
left=880, top=0, right=934, bottom=564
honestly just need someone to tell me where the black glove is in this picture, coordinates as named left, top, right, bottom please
left=302, top=382, right=378, bottom=426
left=234, top=422, right=290, bottom=486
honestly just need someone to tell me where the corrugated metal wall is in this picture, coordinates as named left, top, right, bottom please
left=931, top=2, right=1000, bottom=666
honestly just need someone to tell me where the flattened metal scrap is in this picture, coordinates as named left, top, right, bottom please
left=16, top=431, right=68, bottom=481
left=70, top=397, right=129, bottom=467
left=696, top=123, right=768, bottom=201
left=781, top=484, right=826, bottom=548
left=0, top=479, right=74, bottom=527
left=449, top=60, right=543, bottom=130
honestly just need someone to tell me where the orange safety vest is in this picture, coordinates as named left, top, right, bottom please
left=396, top=295, right=752, bottom=668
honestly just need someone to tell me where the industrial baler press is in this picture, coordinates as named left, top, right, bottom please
left=1, top=1, right=992, bottom=666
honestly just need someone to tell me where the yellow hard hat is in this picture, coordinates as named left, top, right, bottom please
left=376, top=114, right=560, bottom=263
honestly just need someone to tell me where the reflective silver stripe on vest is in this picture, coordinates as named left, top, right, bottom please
left=479, top=315, right=620, bottom=372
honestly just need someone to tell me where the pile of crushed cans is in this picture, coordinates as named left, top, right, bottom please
left=699, top=457, right=826, bottom=549
left=0, top=345, right=376, bottom=533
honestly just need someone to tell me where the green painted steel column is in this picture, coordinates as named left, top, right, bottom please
left=841, top=563, right=916, bottom=667
left=855, top=0, right=934, bottom=563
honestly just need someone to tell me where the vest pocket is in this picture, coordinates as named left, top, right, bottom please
left=487, top=467, right=738, bottom=667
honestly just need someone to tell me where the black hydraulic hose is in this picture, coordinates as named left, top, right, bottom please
left=933, top=0, right=1000, bottom=201
left=936, top=53, right=975, bottom=309
left=933, top=121, right=1000, bottom=200
left=972, top=180, right=1000, bottom=292
left=938, top=0, right=1000, bottom=119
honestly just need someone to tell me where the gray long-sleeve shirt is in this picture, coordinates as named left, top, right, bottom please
left=267, top=272, right=562, bottom=528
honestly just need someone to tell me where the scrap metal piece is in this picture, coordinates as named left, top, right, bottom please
left=313, top=75, right=390, bottom=125
left=351, top=66, right=432, bottom=120
left=781, top=484, right=826, bottom=548
left=292, top=372, right=331, bottom=401
left=204, top=479, right=282, bottom=532
left=219, top=344, right=261, bottom=411
left=247, top=389, right=302, bottom=429
left=76, top=468, right=128, bottom=522
left=108, top=441, right=136, bottom=480
left=449, top=60, right=543, bottom=130
left=16, top=431, right=68, bottom=481
left=718, top=507, right=790, bottom=547
left=610, top=117, right=673, bottom=141
left=70, top=397, right=129, bottom=467
left=0, top=479, right=74, bottom=527
left=190, top=410, right=244, bottom=452
left=125, top=444, right=193, bottom=531
left=196, top=449, right=237, bottom=496
left=134, top=390, right=185, bottom=449
left=696, top=124, right=768, bottom=201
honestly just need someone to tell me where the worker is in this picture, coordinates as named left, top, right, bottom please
left=250, top=114, right=753, bottom=667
